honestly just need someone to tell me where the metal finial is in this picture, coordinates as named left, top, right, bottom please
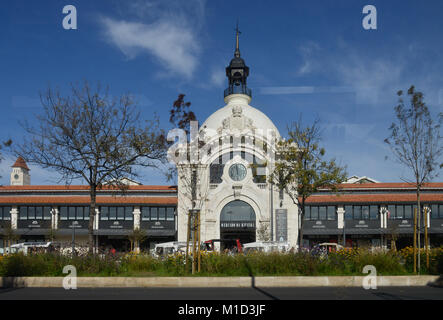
left=235, top=21, right=241, bottom=57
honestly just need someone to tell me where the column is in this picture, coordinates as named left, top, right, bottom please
left=337, top=206, right=345, bottom=229
left=10, top=206, right=18, bottom=230
left=52, top=207, right=59, bottom=230
left=133, top=207, right=141, bottom=253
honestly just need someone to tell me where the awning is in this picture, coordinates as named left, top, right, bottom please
left=56, top=229, right=89, bottom=236
left=303, top=229, right=342, bottom=235
left=15, top=228, right=52, bottom=235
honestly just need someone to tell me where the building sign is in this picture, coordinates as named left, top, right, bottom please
left=304, top=220, right=338, bottom=231
left=387, top=219, right=413, bottom=229
left=220, top=221, right=255, bottom=229
left=276, top=209, right=287, bottom=242
left=99, top=220, right=134, bottom=229
left=398, top=220, right=412, bottom=228
left=59, top=220, right=88, bottom=229
left=313, top=221, right=326, bottom=229
left=142, top=221, right=175, bottom=230
left=17, top=220, right=51, bottom=229
left=347, top=220, right=380, bottom=229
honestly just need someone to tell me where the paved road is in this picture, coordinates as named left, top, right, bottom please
left=0, top=286, right=442, bottom=300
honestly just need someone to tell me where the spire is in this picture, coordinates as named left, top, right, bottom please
left=235, top=21, right=241, bottom=58
left=224, top=22, right=251, bottom=100
left=12, top=156, right=30, bottom=171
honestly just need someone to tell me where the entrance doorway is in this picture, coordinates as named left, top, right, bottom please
left=220, top=200, right=256, bottom=249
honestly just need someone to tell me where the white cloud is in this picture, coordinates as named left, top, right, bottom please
left=296, top=41, right=321, bottom=75
left=100, top=17, right=200, bottom=78
left=99, top=0, right=206, bottom=79
left=210, top=69, right=226, bottom=87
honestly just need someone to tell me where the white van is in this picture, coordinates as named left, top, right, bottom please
left=152, top=241, right=189, bottom=258
left=7, top=242, right=54, bottom=255
left=242, top=241, right=291, bottom=254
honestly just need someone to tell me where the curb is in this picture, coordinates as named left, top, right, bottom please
left=0, top=276, right=440, bottom=288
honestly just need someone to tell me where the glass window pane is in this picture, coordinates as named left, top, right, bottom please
left=396, top=205, right=404, bottom=219
left=60, top=207, right=68, bottom=221
left=353, top=206, right=362, bottom=220
left=28, top=207, right=36, bottom=220
left=4, top=207, right=11, bottom=221
left=167, top=207, right=175, bottom=221
left=141, top=207, right=149, bottom=221
left=319, top=206, right=327, bottom=220
left=19, top=207, right=27, bottom=220
left=304, top=207, right=310, bottom=220
left=361, top=206, right=369, bottom=220
left=69, top=207, right=76, bottom=220
left=43, top=207, right=52, bottom=220
left=110, top=207, right=117, bottom=220
left=84, top=207, right=90, bottom=220
left=100, top=207, right=109, bottom=221
left=369, top=206, right=378, bottom=220
left=431, top=205, right=438, bottom=219
left=35, top=207, right=43, bottom=219
left=125, top=207, right=133, bottom=221
left=117, top=207, right=125, bottom=220
left=344, top=206, right=352, bottom=220
left=440, top=205, right=443, bottom=218
left=76, top=207, right=83, bottom=220
left=311, top=207, right=318, bottom=220
left=327, top=206, right=336, bottom=220
left=404, top=205, right=412, bottom=219
left=150, top=207, right=158, bottom=221
left=158, top=207, right=166, bottom=221
left=387, top=205, right=395, bottom=220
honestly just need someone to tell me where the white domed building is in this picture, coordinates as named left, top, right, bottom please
left=175, top=31, right=299, bottom=249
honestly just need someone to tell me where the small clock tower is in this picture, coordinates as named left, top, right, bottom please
left=10, top=156, right=31, bottom=186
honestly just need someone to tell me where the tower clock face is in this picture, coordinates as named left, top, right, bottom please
left=14, top=174, right=19, bottom=180
left=229, top=163, right=247, bottom=181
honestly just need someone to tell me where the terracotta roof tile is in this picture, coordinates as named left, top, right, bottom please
left=12, top=157, right=30, bottom=171
left=0, top=196, right=177, bottom=205
left=303, top=194, right=443, bottom=204
left=0, top=185, right=177, bottom=192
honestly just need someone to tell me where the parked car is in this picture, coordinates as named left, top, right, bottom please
left=242, top=241, right=290, bottom=254
left=311, top=242, right=344, bottom=258
left=203, top=239, right=243, bottom=253
left=7, top=242, right=56, bottom=255
left=152, top=241, right=189, bottom=258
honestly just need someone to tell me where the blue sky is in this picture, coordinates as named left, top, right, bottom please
left=1, top=0, right=443, bottom=185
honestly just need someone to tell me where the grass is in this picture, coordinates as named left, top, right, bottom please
left=2, top=247, right=441, bottom=277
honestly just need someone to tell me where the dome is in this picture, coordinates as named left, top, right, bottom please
left=201, top=95, right=281, bottom=139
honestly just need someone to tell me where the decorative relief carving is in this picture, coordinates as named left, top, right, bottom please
left=218, top=106, right=255, bottom=134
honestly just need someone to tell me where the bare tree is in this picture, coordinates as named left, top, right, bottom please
left=15, top=82, right=168, bottom=252
left=256, top=222, right=271, bottom=242
left=128, top=229, right=147, bottom=253
left=0, top=139, right=12, bottom=181
left=269, top=118, right=347, bottom=251
left=385, top=85, right=443, bottom=273
left=167, top=94, right=210, bottom=273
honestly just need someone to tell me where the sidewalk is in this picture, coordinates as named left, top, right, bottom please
left=1, top=275, right=440, bottom=288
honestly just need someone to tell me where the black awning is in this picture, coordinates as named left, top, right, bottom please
left=303, top=229, right=342, bottom=235
left=56, top=229, right=89, bottom=236
left=147, top=229, right=176, bottom=237
left=93, top=229, right=132, bottom=236
left=15, top=228, right=52, bottom=235
left=343, top=228, right=383, bottom=235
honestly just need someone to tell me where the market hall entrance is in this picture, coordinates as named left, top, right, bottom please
left=220, top=200, right=256, bottom=250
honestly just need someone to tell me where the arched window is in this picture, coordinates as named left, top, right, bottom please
left=220, top=200, right=256, bottom=222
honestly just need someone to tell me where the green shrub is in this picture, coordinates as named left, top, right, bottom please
left=0, top=249, right=417, bottom=277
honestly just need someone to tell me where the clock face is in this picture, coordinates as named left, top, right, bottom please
left=229, top=163, right=247, bottom=181
left=14, top=174, right=19, bottom=180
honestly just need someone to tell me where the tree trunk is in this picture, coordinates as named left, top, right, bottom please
left=298, top=200, right=305, bottom=252
left=89, top=186, right=97, bottom=254
left=417, top=188, right=421, bottom=274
